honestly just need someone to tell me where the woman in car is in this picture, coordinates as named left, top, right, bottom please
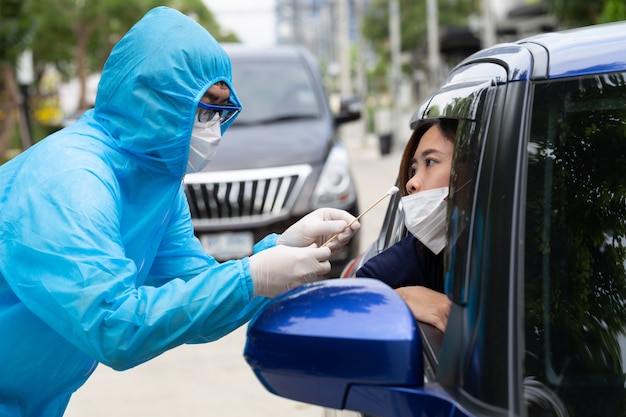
left=356, top=118, right=457, bottom=332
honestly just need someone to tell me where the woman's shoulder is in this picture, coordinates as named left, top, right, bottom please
left=355, top=235, right=422, bottom=287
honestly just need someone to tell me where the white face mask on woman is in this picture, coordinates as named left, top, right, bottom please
left=186, top=115, right=222, bottom=174
left=401, top=186, right=448, bottom=254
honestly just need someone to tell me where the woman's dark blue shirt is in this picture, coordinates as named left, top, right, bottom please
left=355, top=235, right=444, bottom=291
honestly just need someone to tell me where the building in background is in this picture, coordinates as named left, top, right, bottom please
left=275, top=0, right=363, bottom=64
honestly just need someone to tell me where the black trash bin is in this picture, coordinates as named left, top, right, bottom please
left=378, top=133, right=392, bottom=156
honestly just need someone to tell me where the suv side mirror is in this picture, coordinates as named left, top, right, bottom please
left=334, top=96, right=362, bottom=126
left=244, top=278, right=422, bottom=411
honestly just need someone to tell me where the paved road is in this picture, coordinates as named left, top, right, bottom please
left=65, top=135, right=402, bottom=417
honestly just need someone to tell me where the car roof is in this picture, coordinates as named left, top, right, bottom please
left=456, top=20, right=626, bottom=82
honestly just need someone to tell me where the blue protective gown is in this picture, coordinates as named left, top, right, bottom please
left=0, top=7, right=272, bottom=416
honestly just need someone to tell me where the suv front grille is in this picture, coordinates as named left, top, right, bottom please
left=183, top=165, right=312, bottom=228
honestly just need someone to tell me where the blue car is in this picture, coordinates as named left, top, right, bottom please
left=244, top=21, right=626, bottom=417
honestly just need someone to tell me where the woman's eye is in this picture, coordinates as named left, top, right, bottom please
left=425, top=158, right=437, bottom=167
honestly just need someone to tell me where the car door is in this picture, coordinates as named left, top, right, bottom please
left=521, top=69, right=626, bottom=417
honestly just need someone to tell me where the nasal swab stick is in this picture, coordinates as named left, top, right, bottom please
left=322, top=186, right=400, bottom=248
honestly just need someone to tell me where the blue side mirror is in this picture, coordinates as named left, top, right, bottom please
left=244, top=278, right=423, bottom=410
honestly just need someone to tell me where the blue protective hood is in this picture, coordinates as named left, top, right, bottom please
left=94, top=5, right=241, bottom=176
left=0, top=7, right=267, bottom=417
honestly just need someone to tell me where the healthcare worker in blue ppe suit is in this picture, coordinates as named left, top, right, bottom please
left=0, top=7, right=360, bottom=416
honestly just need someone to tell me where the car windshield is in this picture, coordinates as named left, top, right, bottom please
left=524, top=71, right=626, bottom=416
left=230, top=58, right=322, bottom=126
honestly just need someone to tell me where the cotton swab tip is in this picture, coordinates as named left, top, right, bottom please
left=387, top=186, right=399, bottom=196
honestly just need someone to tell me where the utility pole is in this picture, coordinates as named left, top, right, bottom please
left=354, top=0, right=368, bottom=146
left=482, top=0, right=497, bottom=47
left=426, top=0, right=440, bottom=91
left=389, top=0, right=401, bottom=152
left=16, top=49, right=33, bottom=149
left=337, top=0, right=352, bottom=97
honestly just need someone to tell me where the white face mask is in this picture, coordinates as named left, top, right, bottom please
left=186, top=116, right=222, bottom=174
left=401, top=186, right=448, bottom=254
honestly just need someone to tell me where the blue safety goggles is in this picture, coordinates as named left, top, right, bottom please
left=197, top=101, right=241, bottom=125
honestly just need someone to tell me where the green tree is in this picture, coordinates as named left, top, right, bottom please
left=361, top=0, right=626, bottom=99
left=26, top=0, right=238, bottom=110
left=544, top=0, right=626, bottom=27
left=362, top=0, right=477, bottom=95
left=0, top=0, right=33, bottom=155
left=0, top=0, right=31, bottom=63
left=0, top=0, right=238, bottom=156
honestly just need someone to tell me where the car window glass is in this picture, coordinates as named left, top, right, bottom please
left=231, top=59, right=321, bottom=124
left=524, top=72, right=626, bottom=416
left=442, top=81, right=497, bottom=305
left=412, top=62, right=506, bottom=127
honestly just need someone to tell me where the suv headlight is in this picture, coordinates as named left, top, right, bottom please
left=312, top=145, right=357, bottom=208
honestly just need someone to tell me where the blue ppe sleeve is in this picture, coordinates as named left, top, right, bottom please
left=0, top=168, right=265, bottom=371
left=254, top=233, right=279, bottom=253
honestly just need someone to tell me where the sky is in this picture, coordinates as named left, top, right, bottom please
left=203, top=0, right=277, bottom=46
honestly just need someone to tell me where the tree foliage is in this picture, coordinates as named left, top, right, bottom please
left=21, top=0, right=238, bottom=108
left=0, top=0, right=238, bottom=155
left=0, top=0, right=32, bottom=63
left=362, top=0, right=476, bottom=59
left=23, top=0, right=237, bottom=74
left=361, top=0, right=626, bottom=97
left=361, top=0, right=478, bottom=95
left=544, top=0, right=626, bottom=27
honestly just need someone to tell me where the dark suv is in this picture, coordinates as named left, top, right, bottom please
left=243, top=22, right=626, bottom=417
left=183, top=44, right=361, bottom=276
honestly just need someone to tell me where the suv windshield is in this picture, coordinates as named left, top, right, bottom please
left=230, top=59, right=322, bottom=125
left=524, top=72, right=626, bottom=416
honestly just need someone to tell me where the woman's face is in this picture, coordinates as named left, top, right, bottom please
left=405, top=125, right=454, bottom=195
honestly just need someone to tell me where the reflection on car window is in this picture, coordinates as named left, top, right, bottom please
left=525, top=72, right=626, bottom=417
left=446, top=85, right=494, bottom=305
left=231, top=60, right=321, bottom=125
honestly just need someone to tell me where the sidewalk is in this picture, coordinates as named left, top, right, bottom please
left=65, top=326, right=325, bottom=417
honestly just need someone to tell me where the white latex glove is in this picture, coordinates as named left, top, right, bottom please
left=276, top=208, right=361, bottom=252
left=249, top=244, right=332, bottom=297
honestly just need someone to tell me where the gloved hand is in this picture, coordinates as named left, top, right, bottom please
left=276, top=208, right=361, bottom=252
left=249, top=244, right=332, bottom=297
